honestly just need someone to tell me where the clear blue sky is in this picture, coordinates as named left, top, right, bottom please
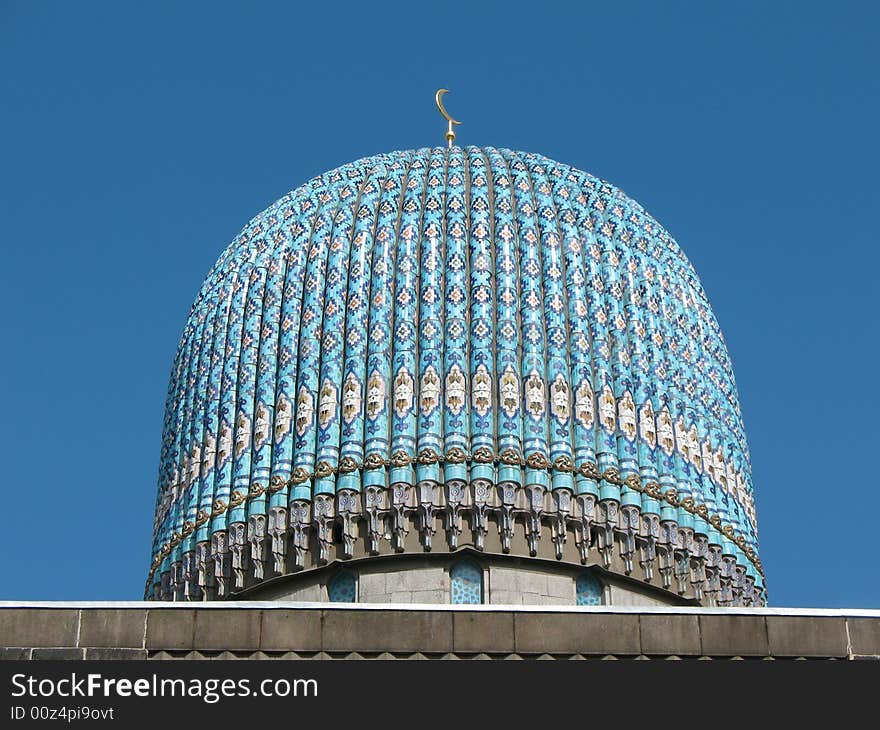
left=1, top=1, right=877, bottom=606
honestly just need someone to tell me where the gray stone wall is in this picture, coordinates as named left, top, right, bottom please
left=245, top=560, right=452, bottom=603
left=359, top=561, right=449, bottom=603
left=608, top=584, right=674, bottom=607
left=487, top=565, right=575, bottom=605
left=1, top=605, right=878, bottom=659
left=239, top=553, right=689, bottom=607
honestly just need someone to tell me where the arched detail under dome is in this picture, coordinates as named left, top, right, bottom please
left=576, top=572, right=604, bottom=606
left=328, top=569, right=357, bottom=603
left=450, top=560, right=483, bottom=604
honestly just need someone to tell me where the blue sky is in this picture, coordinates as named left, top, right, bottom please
left=1, top=1, right=877, bottom=606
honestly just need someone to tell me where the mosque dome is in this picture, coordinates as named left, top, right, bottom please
left=148, top=145, right=764, bottom=606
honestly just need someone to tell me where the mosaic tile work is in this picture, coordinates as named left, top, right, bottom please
left=328, top=570, right=357, bottom=603
left=576, top=572, right=604, bottom=606
left=450, top=560, right=483, bottom=604
left=148, top=147, right=763, bottom=605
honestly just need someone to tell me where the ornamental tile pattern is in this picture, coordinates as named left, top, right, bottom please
left=450, top=561, right=483, bottom=605
left=328, top=570, right=357, bottom=603
left=576, top=572, right=604, bottom=606
left=149, top=147, right=763, bottom=603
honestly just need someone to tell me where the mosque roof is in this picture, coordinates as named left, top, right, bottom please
left=148, top=145, right=762, bottom=603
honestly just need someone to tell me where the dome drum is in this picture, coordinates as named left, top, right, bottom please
left=159, top=479, right=757, bottom=605
left=149, top=146, right=764, bottom=606
left=233, top=551, right=691, bottom=608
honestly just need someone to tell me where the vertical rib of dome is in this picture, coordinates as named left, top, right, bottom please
left=148, top=146, right=765, bottom=605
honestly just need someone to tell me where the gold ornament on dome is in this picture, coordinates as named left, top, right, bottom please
left=435, top=89, right=462, bottom=148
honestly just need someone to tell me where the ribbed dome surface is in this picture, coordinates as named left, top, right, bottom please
left=148, top=146, right=763, bottom=603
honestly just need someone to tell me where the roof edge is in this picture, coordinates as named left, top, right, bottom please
left=1, top=601, right=877, bottom=617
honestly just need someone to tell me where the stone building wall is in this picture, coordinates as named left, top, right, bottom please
left=1, top=604, right=878, bottom=660
left=238, top=553, right=690, bottom=607
left=486, top=565, right=575, bottom=605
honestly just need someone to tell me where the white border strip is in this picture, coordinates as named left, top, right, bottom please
left=0, top=601, right=878, bottom=617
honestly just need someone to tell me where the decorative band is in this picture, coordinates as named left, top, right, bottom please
left=146, top=454, right=762, bottom=589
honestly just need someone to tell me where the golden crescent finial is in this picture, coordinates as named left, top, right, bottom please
left=435, top=89, right=461, bottom=148
left=435, top=89, right=461, bottom=125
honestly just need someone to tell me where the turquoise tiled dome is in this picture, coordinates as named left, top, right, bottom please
left=149, top=146, right=763, bottom=605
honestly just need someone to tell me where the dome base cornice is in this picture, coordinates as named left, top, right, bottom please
left=151, top=477, right=765, bottom=607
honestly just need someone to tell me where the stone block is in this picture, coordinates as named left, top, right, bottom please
left=322, top=609, right=453, bottom=653
left=358, top=572, right=386, bottom=597
left=360, top=593, right=392, bottom=603
left=0, top=648, right=30, bottom=659
left=515, top=612, right=640, bottom=655
left=282, top=583, right=323, bottom=602
left=517, top=571, right=549, bottom=595
left=194, top=609, right=261, bottom=652
left=521, top=593, right=557, bottom=606
left=766, top=616, right=847, bottom=658
left=0, top=609, right=79, bottom=648
left=410, top=590, right=447, bottom=603
left=260, top=610, right=322, bottom=652
left=640, top=614, right=701, bottom=656
left=546, top=574, right=576, bottom=600
left=454, top=612, right=514, bottom=653
left=31, top=648, right=85, bottom=660
left=383, top=571, right=410, bottom=594
left=79, top=609, right=146, bottom=648
left=145, top=609, right=195, bottom=651
left=847, top=618, right=880, bottom=656
left=699, top=614, right=768, bottom=656
left=386, top=566, right=447, bottom=593
left=488, top=567, right=518, bottom=593
left=489, top=590, right=522, bottom=605
left=607, top=585, right=667, bottom=607
left=85, top=648, right=149, bottom=660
